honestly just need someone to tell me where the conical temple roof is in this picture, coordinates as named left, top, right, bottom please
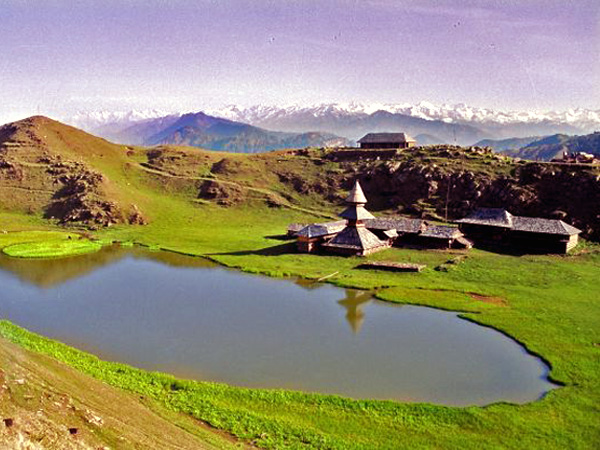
left=326, top=226, right=386, bottom=251
left=345, top=181, right=368, bottom=204
left=339, top=205, right=375, bottom=221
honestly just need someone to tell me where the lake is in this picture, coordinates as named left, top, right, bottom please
left=0, top=246, right=556, bottom=406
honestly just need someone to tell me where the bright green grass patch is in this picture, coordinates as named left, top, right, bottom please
left=2, top=238, right=101, bottom=258
left=0, top=230, right=80, bottom=249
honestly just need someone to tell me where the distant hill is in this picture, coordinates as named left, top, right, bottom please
left=502, top=132, right=600, bottom=161
left=95, top=114, right=182, bottom=145
left=144, top=112, right=349, bottom=152
left=415, top=134, right=447, bottom=146
left=475, top=136, right=544, bottom=152
left=84, top=112, right=350, bottom=152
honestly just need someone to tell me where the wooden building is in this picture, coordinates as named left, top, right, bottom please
left=456, top=208, right=581, bottom=254
left=357, top=133, right=416, bottom=149
left=296, top=221, right=345, bottom=253
left=292, top=182, right=470, bottom=256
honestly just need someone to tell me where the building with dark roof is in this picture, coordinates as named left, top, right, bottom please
left=357, top=133, right=416, bottom=149
left=293, top=181, right=470, bottom=256
left=456, top=208, right=581, bottom=253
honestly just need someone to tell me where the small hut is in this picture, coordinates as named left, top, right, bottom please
left=357, top=133, right=416, bottom=149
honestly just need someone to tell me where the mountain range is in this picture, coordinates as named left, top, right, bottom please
left=61, top=102, right=600, bottom=151
left=69, top=111, right=349, bottom=152
left=212, top=103, right=600, bottom=142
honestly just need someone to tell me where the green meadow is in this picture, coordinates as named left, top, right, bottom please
left=0, top=199, right=599, bottom=448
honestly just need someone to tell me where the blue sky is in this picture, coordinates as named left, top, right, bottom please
left=0, top=0, right=598, bottom=122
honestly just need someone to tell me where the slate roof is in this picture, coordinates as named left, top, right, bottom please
left=346, top=181, right=368, bottom=204
left=456, top=208, right=581, bottom=236
left=382, top=229, right=399, bottom=239
left=339, top=205, right=375, bottom=221
left=455, top=208, right=514, bottom=228
left=512, top=217, right=581, bottom=236
left=357, top=133, right=416, bottom=144
left=366, top=217, right=426, bottom=234
left=324, top=226, right=387, bottom=251
left=421, top=225, right=463, bottom=239
left=297, top=221, right=345, bottom=238
left=287, top=223, right=308, bottom=235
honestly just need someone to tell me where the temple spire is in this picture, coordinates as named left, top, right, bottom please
left=339, top=180, right=374, bottom=221
left=345, top=180, right=368, bottom=205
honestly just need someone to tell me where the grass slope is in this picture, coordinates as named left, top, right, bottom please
left=0, top=327, right=236, bottom=449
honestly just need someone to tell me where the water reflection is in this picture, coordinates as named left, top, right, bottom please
left=0, top=246, right=216, bottom=288
left=0, top=248, right=557, bottom=405
left=338, top=290, right=373, bottom=334
left=0, top=248, right=375, bottom=334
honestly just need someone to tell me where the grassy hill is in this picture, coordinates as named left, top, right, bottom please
left=2, top=117, right=600, bottom=240
left=0, top=116, right=144, bottom=226
left=502, top=132, right=600, bottom=161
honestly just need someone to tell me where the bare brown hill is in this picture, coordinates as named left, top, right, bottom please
left=0, top=116, right=144, bottom=226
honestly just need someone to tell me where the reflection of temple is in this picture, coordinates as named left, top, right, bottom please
left=338, top=290, right=373, bottom=334
left=0, top=246, right=216, bottom=288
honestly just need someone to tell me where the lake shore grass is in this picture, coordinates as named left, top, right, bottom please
left=0, top=230, right=104, bottom=259
left=0, top=202, right=599, bottom=448
left=2, top=239, right=102, bottom=258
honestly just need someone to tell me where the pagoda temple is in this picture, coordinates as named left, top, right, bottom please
left=322, top=181, right=392, bottom=256
left=292, top=180, right=471, bottom=255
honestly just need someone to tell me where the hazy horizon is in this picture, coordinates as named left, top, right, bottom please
left=1, top=0, right=598, bottom=124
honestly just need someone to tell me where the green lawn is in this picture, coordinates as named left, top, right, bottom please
left=0, top=202, right=598, bottom=448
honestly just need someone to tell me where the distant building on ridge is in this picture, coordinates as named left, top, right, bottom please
left=357, top=132, right=416, bottom=149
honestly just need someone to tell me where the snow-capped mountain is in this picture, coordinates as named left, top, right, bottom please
left=63, top=109, right=180, bottom=132
left=61, top=102, right=600, bottom=147
left=211, top=102, right=600, bottom=132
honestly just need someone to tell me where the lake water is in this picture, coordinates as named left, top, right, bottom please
left=0, top=247, right=556, bottom=406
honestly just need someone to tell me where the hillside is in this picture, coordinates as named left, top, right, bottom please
left=1, top=116, right=599, bottom=240
left=503, top=132, right=600, bottom=161
left=475, top=136, right=544, bottom=152
left=0, top=116, right=144, bottom=226
left=0, top=332, right=230, bottom=449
